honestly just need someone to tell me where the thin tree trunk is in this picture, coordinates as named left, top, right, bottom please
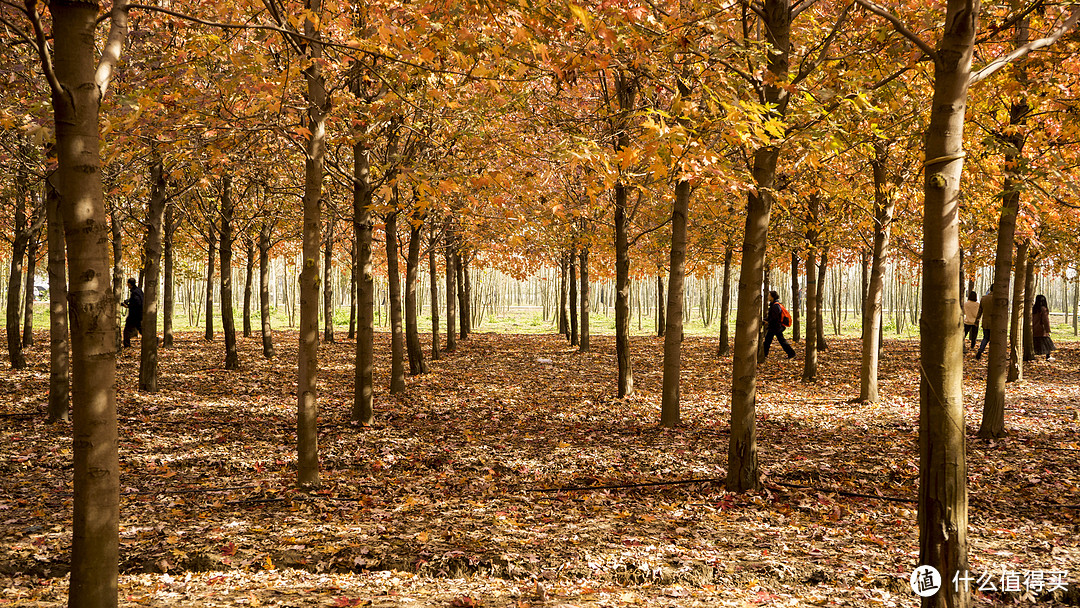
left=6, top=176, right=28, bottom=369
left=138, top=157, right=167, bottom=391
left=558, top=253, right=568, bottom=338
left=258, top=226, right=275, bottom=358
left=790, top=251, right=801, bottom=342
left=1021, top=254, right=1035, bottom=362
left=1007, top=242, right=1028, bottom=383
left=405, top=219, right=427, bottom=375
left=816, top=247, right=828, bottom=351
left=204, top=207, right=216, bottom=342
left=219, top=177, right=239, bottom=371
left=352, top=141, right=374, bottom=424
left=22, top=228, right=39, bottom=347
left=461, top=255, right=472, bottom=338
left=569, top=249, right=578, bottom=345
left=110, top=205, right=123, bottom=349
left=718, top=247, right=732, bottom=355
left=46, top=173, right=70, bottom=422
left=297, top=0, right=328, bottom=488
left=579, top=244, right=590, bottom=353
left=860, top=139, right=894, bottom=403
left=386, top=211, right=406, bottom=393
left=323, top=216, right=334, bottom=343
left=660, top=180, right=690, bottom=427
left=804, top=248, right=819, bottom=382
left=162, top=204, right=175, bottom=348
left=656, top=273, right=665, bottom=337
left=457, top=253, right=468, bottom=339
left=444, top=221, right=456, bottom=353
left=614, top=187, right=633, bottom=394
left=429, top=224, right=440, bottom=361
left=243, top=238, right=254, bottom=338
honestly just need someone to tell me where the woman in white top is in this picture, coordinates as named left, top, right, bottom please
left=963, top=290, right=980, bottom=350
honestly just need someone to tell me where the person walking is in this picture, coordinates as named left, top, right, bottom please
left=763, top=290, right=796, bottom=360
left=1032, top=294, right=1056, bottom=361
left=963, top=290, right=980, bottom=351
left=121, top=278, right=144, bottom=348
left=975, top=288, right=993, bottom=360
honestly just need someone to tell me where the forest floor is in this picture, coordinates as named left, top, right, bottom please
left=2, top=330, right=1079, bottom=607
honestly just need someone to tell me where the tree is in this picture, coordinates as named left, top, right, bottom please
left=25, top=0, right=130, bottom=604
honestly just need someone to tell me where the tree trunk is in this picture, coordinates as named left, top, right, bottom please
left=22, top=227, right=39, bottom=347
left=6, top=176, right=28, bottom=369
left=243, top=238, right=254, bottom=338
left=1021, top=254, right=1035, bottom=361
left=429, top=225, right=440, bottom=361
left=656, top=273, right=665, bottom=337
left=138, top=157, right=167, bottom=391
left=162, top=204, right=175, bottom=348
left=728, top=0, right=792, bottom=494
left=297, top=0, right=328, bottom=489
left=348, top=237, right=357, bottom=340
left=816, top=247, right=828, bottom=351
left=461, top=255, right=472, bottom=338
left=918, top=3, right=977, bottom=602
left=51, top=1, right=127, bottom=603
left=613, top=71, right=636, bottom=394
left=1007, top=242, right=1027, bottom=383
left=46, top=173, right=70, bottom=422
left=219, top=176, right=239, bottom=371
left=405, top=219, right=427, bottom=375
left=457, top=254, right=468, bottom=339
left=790, top=251, right=801, bottom=342
left=444, top=222, right=456, bottom=353
left=979, top=99, right=1027, bottom=439
left=579, top=245, right=590, bottom=353
left=386, top=211, right=406, bottom=393
left=558, top=253, right=568, bottom=337
left=569, top=249, right=578, bottom=346
left=352, top=141, right=374, bottom=424
left=860, top=139, right=894, bottom=403
left=258, top=226, right=275, bottom=358
left=614, top=185, right=633, bottom=394
left=110, top=205, right=123, bottom=349
left=718, top=247, right=732, bottom=355
left=803, top=248, right=819, bottom=382
left=660, top=180, right=690, bottom=427
left=323, top=216, right=335, bottom=343
left=204, top=207, right=216, bottom=342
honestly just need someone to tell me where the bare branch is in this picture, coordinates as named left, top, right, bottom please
left=853, top=0, right=936, bottom=60
left=969, top=6, right=1080, bottom=85
left=23, top=0, right=62, bottom=96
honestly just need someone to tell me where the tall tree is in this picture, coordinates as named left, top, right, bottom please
left=138, top=156, right=167, bottom=391
left=28, top=0, right=130, bottom=603
left=219, top=176, right=239, bottom=371
left=859, top=139, right=895, bottom=403
left=45, top=172, right=70, bottom=422
left=660, top=180, right=690, bottom=427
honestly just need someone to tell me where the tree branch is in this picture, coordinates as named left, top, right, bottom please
left=969, top=6, right=1080, bottom=85
left=95, top=0, right=130, bottom=97
left=853, top=0, right=936, bottom=60
left=792, top=1, right=853, bottom=86
left=23, top=0, right=62, bottom=96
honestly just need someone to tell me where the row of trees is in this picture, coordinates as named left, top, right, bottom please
left=4, top=0, right=1080, bottom=606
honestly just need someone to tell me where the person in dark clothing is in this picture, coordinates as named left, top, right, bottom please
left=763, top=290, right=796, bottom=360
left=975, top=288, right=993, bottom=360
left=122, top=278, right=143, bottom=347
left=1032, top=294, right=1056, bottom=361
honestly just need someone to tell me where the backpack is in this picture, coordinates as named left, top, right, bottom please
left=779, top=303, right=792, bottom=328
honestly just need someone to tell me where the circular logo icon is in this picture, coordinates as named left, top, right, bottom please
left=910, top=565, right=942, bottom=597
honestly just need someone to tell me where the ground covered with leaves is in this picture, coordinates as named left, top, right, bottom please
left=2, top=330, right=1079, bottom=607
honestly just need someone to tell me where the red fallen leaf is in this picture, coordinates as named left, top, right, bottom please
left=450, top=596, right=480, bottom=607
left=220, top=542, right=237, bottom=556
left=333, top=598, right=365, bottom=607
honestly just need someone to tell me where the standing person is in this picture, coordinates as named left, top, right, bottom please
left=763, top=290, right=796, bottom=360
left=1032, top=294, right=1056, bottom=361
left=975, top=288, right=993, bottom=360
left=121, top=278, right=144, bottom=348
left=963, top=290, right=980, bottom=351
